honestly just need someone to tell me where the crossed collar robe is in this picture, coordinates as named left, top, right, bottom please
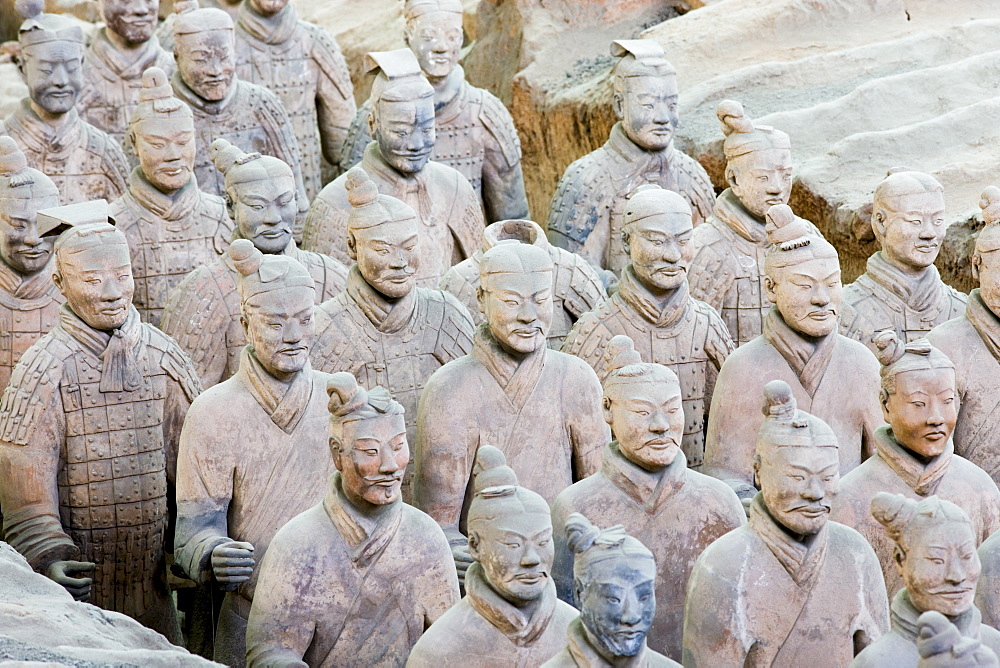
left=542, top=617, right=679, bottom=668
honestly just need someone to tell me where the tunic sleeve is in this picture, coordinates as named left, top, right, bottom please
left=682, top=553, right=748, bottom=667
left=412, top=517, right=461, bottom=626
left=310, top=26, right=356, bottom=170
left=566, top=360, right=610, bottom=480
left=478, top=94, right=528, bottom=222
left=854, top=537, right=891, bottom=653
left=702, top=353, right=757, bottom=490
left=160, top=269, right=231, bottom=390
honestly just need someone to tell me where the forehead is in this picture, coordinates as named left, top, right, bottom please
left=632, top=212, right=692, bottom=237
left=764, top=444, right=839, bottom=469
left=883, top=191, right=946, bottom=216
left=246, top=285, right=314, bottom=314
left=24, top=41, right=83, bottom=63
left=610, top=378, right=680, bottom=404
left=908, top=518, right=976, bottom=548
left=482, top=511, right=552, bottom=537
left=235, top=175, right=294, bottom=200
left=733, top=148, right=792, bottom=171
left=411, top=11, right=463, bottom=32
left=347, top=413, right=407, bottom=442
left=774, top=256, right=841, bottom=281
left=623, top=74, right=677, bottom=97
left=586, top=556, right=657, bottom=584
left=893, top=366, right=956, bottom=394
left=483, top=270, right=551, bottom=294
left=355, top=218, right=418, bottom=243
left=378, top=96, right=434, bottom=122
left=134, top=117, right=194, bottom=138
left=178, top=30, right=233, bottom=50
left=0, top=194, right=58, bottom=220
left=60, top=242, right=131, bottom=270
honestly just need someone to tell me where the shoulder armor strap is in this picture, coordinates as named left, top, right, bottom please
left=687, top=241, right=732, bottom=311
left=477, top=89, right=522, bottom=168
left=557, top=250, right=607, bottom=318
left=86, top=124, right=129, bottom=196
left=339, top=101, right=372, bottom=174
left=546, top=155, right=613, bottom=250
left=0, top=340, right=64, bottom=445
left=148, top=327, right=203, bottom=403
left=308, top=23, right=354, bottom=102
left=298, top=250, right=349, bottom=301
left=309, top=298, right=373, bottom=374
left=159, top=265, right=234, bottom=374
left=672, top=152, right=716, bottom=224
left=431, top=289, right=475, bottom=362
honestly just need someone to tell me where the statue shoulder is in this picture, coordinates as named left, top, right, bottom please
left=145, top=325, right=203, bottom=403
left=0, top=336, right=67, bottom=445
left=305, top=22, right=353, bottom=100
left=475, top=87, right=522, bottom=167
left=553, top=248, right=606, bottom=316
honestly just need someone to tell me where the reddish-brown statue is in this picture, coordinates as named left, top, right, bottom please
left=408, top=446, right=578, bottom=667
left=160, top=139, right=346, bottom=390
left=562, top=186, right=734, bottom=467
left=440, top=218, right=606, bottom=350
left=552, top=335, right=744, bottom=660
left=246, top=372, right=459, bottom=667
left=831, top=333, right=1000, bottom=600
left=413, top=241, right=610, bottom=579
left=547, top=39, right=713, bottom=280
left=111, top=67, right=232, bottom=327
left=2, top=0, right=128, bottom=204
left=702, top=204, right=882, bottom=500
left=174, top=239, right=338, bottom=666
left=683, top=380, right=889, bottom=665
left=853, top=493, right=1000, bottom=667
left=0, top=212, right=202, bottom=642
left=303, top=48, right=483, bottom=287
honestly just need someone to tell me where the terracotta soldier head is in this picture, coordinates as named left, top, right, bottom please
left=972, top=187, right=1000, bottom=314
left=565, top=513, right=657, bottom=660
left=211, top=138, right=296, bottom=255
left=872, top=492, right=979, bottom=618
left=917, top=611, right=999, bottom=668
left=870, top=170, right=946, bottom=275
left=753, top=380, right=840, bottom=536
left=246, top=0, right=290, bottom=18
left=173, top=3, right=236, bottom=103
left=763, top=204, right=841, bottom=338
left=100, top=0, right=158, bottom=47
left=229, top=238, right=315, bottom=381
left=14, top=0, right=86, bottom=119
left=344, top=166, right=420, bottom=299
left=365, top=49, right=436, bottom=176
left=327, top=372, right=408, bottom=510
left=609, top=40, right=678, bottom=153
left=0, top=137, right=60, bottom=276
left=403, top=0, right=464, bottom=83
left=129, top=67, right=196, bottom=196
left=602, top=335, right=684, bottom=471
left=874, top=333, right=957, bottom=459
left=477, top=241, right=554, bottom=355
left=621, top=184, right=693, bottom=297
left=717, top=100, right=793, bottom=219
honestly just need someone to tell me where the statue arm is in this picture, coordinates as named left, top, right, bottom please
left=159, top=340, right=203, bottom=487
left=858, top=539, right=891, bottom=650
left=311, top=27, right=357, bottom=170
left=703, top=306, right=736, bottom=426
left=245, top=540, right=314, bottom=668
left=549, top=495, right=576, bottom=604
left=477, top=93, right=528, bottom=222
left=159, top=271, right=230, bottom=391
left=568, top=363, right=610, bottom=480
left=701, top=355, right=758, bottom=496
left=977, top=536, right=1000, bottom=629
left=686, top=242, right=729, bottom=315
left=337, top=103, right=371, bottom=175
left=101, top=136, right=130, bottom=201
left=301, top=196, right=352, bottom=267
left=415, top=521, right=462, bottom=627
left=257, top=89, right=310, bottom=238
left=682, top=556, right=748, bottom=667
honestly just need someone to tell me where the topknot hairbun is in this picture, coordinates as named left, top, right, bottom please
left=761, top=379, right=796, bottom=421
left=873, top=330, right=903, bottom=367
left=0, top=136, right=26, bottom=176
left=326, top=372, right=368, bottom=418
left=345, top=166, right=380, bottom=209
left=473, top=445, right=519, bottom=495
left=717, top=99, right=754, bottom=136
left=980, top=186, right=1000, bottom=226
left=765, top=204, right=812, bottom=250
left=139, top=67, right=172, bottom=102
left=228, top=239, right=262, bottom=277
left=174, top=0, right=198, bottom=14
left=870, top=492, right=917, bottom=543
left=603, top=335, right=642, bottom=378
left=565, top=513, right=602, bottom=555
left=210, top=139, right=246, bottom=176
left=15, top=0, right=43, bottom=20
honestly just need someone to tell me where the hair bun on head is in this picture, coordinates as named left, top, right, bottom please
left=345, top=166, right=379, bottom=209
left=980, top=186, right=1000, bottom=226
left=210, top=139, right=246, bottom=176
left=761, top=379, right=796, bottom=421
left=872, top=330, right=903, bottom=367
left=870, top=491, right=917, bottom=542
left=603, top=335, right=642, bottom=378
left=15, top=0, right=43, bottom=20
left=473, top=445, right=519, bottom=495
left=228, top=239, right=262, bottom=277
left=717, top=99, right=753, bottom=136
left=765, top=204, right=811, bottom=251
left=326, top=372, right=367, bottom=418
left=565, top=513, right=602, bottom=555
left=0, top=136, right=26, bottom=176
left=174, top=0, right=198, bottom=14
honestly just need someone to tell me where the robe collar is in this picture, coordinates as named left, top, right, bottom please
left=472, top=322, right=547, bottom=410
left=237, top=0, right=298, bottom=45
left=891, top=588, right=982, bottom=645
left=361, top=142, right=437, bottom=227
left=565, top=616, right=651, bottom=668
left=0, top=256, right=59, bottom=301
left=466, top=560, right=558, bottom=648
left=874, top=425, right=953, bottom=497
left=606, top=122, right=675, bottom=172
left=749, top=493, right=828, bottom=589
left=865, top=251, right=946, bottom=313
left=763, top=306, right=837, bottom=397
left=323, top=471, right=402, bottom=568
left=237, top=345, right=313, bottom=434
left=601, top=442, right=687, bottom=515
left=434, top=66, right=468, bottom=118
left=966, top=289, right=1000, bottom=362
left=6, top=99, right=83, bottom=163
left=171, top=70, right=239, bottom=116
left=345, top=264, right=417, bottom=334
left=617, top=264, right=690, bottom=329
left=59, top=303, right=145, bottom=393
left=127, top=167, right=202, bottom=228
left=89, top=28, right=166, bottom=80
left=712, top=188, right=767, bottom=244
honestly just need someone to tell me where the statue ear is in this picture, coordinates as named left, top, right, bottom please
left=763, top=274, right=778, bottom=305
left=872, top=209, right=888, bottom=241
left=467, top=530, right=480, bottom=561
left=330, top=437, right=344, bottom=471
left=346, top=232, right=358, bottom=261
left=476, top=285, right=487, bottom=316
left=893, top=545, right=906, bottom=576
left=973, top=252, right=982, bottom=283
left=725, top=165, right=739, bottom=191
left=602, top=396, right=613, bottom=426
left=367, top=106, right=377, bottom=138
left=621, top=229, right=631, bottom=256
left=239, top=313, right=249, bottom=340
left=752, top=453, right=762, bottom=489
left=52, top=270, right=64, bottom=294
left=880, top=388, right=892, bottom=423
left=612, top=90, right=625, bottom=121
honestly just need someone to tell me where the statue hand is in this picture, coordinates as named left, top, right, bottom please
left=211, top=540, right=255, bottom=588
left=46, top=560, right=96, bottom=601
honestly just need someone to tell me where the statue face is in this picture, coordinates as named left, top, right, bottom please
left=756, top=446, right=839, bottom=536
left=616, top=75, right=679, bottom=152
left=229, top=175, right=296, bottom=254
left=406, top=12, right=463, bottom=80
left=471, top=511, right=554, bottom=604
left=0, top=195, right=59, bottom=275
left=175, top=30, right=236, bottom=102
left=336, top=413, right=408, bottom=507
left=371, top=97, right=436, bottom=175
left=19, top=42, right=84, bottom=115
left=242, top=285, right=314, bottom=376
left=350, top=219, right=420, bottom=300
left=900, top=520, right=980, bottom=618
left=727, top=149, right=793, bottom=219
left=479, top=270, right=552, bottom=354
left=626, top=211, right=693, bottom=294
left=876, top=191, right=947, bottom=273
left=102, top=0, right=158, bottom=44
left=882, top=368, right=958, bottom=458
left=578, top=557, right=657, bottom=659
left=765, top=257, right=842, bottom=338
left=133, top=117, right=196, bottom=194
left=55, top=243, right=134, bottom=330
left=606, top=379, right=683, bottom=470
left=249, top=0, right=290, bottom=16
left=977, top=249, right=1000, bottom=315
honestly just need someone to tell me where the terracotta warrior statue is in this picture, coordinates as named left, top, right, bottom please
left=831, top=333, right=1000, bottom=600
left=233, top=0, right=355, bottom=201
left=683, top=380, right=889, bottom=665
left=551, top=336, right=744, bottom=660
left=702, top=204, right=882, bottom=500
left=928, top=187, right=1000, bottom=486
left=687, top=100, right=805, bottom=346
left=412, top=241, right=609, bottom=579
left=547, top=39, right=713, bottom=280
left=0, top=136, right=63, bottom=391
left=841, top=169, right=966, bottom=352
left=0, top=212, right=201, bottom=642
left=408, top=446, right=578, bottom=667
left=916, top=611, right=1000, bottom=668
left=174, top=240, right=338, bottom=666
left=160, top=139, right=346, bottom=390
left=341, top=0, right=528, bottom=224
left=2, top=0, right=128, bottom=204
left=562, top=186, right=735, bottom=467
left=169, top=2, right=308, bottom=227
left=246, top=373, right=459, bottom=667
left=440, top=218, right=606, bottom=350
left=543, top=514, right=679, bottom=668
left=852, top=493, right=1000, bottom=667
left=303, top=48, right=483, bottom=287
left=977, top=508, right=1000, bottom=631
left=309, top=167, right=475, bottom=489
left=79, top=0, right=174, bottom=148
left=111, top=67, right=233, bottom=327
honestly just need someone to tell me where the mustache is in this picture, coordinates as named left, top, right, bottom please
left=643, top=436, right=679, bottom=447
left=788, top=502, right=831, bottom=512
left=375, top=267, right=416, bottom=279
left=364, top=472, right=404, bottom=485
